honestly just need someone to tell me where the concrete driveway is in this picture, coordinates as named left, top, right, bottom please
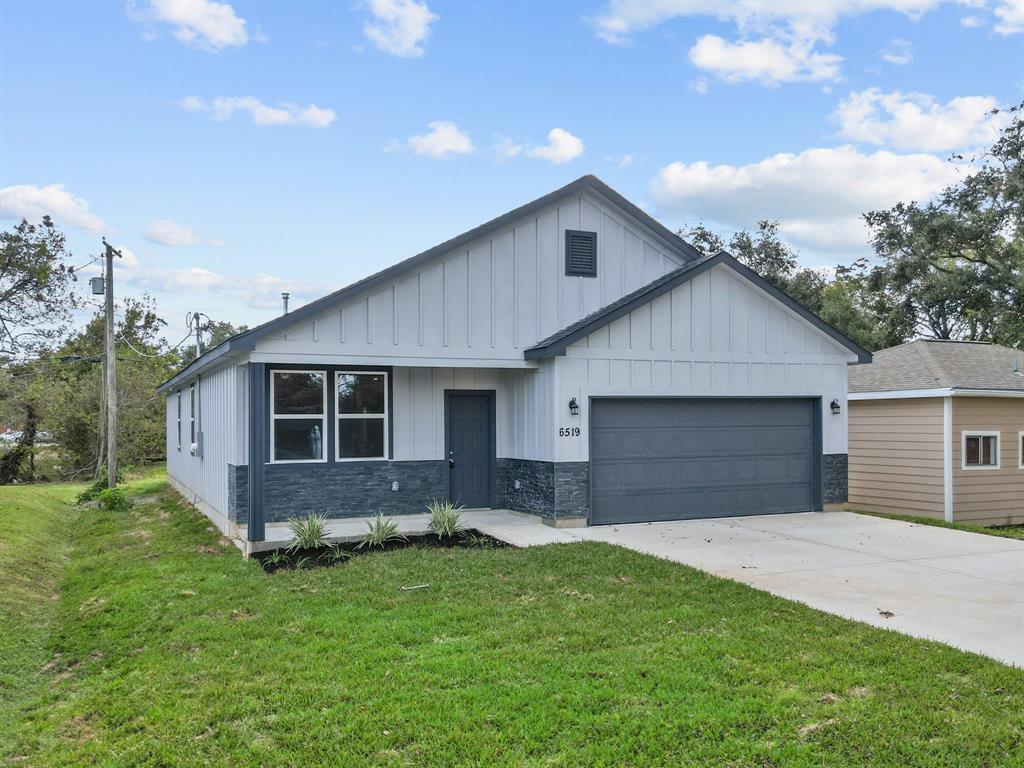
left=562, top=512, right=1024, bottom=667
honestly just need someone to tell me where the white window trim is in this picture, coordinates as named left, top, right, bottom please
left=270, top=369, right=328, bottom=464
left=335, top=370, right=389, bottom=462
left=961, top=430, right=1000, bottom=470
left=189, top=384, right=196, bottom=453
left=176, top=391, right=182, bottom=452
left=1018, top=431, right=1024, bottom=470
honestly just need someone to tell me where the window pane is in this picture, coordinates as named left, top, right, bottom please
left=338, top=418, right=384, bottom=458
left=274, top=419, right=323, bottom=460
left=274, top=372, right=324, bottom=415
left=965, top=436, right=980, bottom=465
left=981, top=435, right=996, bottom=465
left=337, top=374, right=385, bottom=414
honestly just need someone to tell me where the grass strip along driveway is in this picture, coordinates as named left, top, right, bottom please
left=2, top=473, right=1022, bottom=767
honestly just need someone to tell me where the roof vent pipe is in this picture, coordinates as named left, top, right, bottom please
left=281, top=292, right=290, bottom=315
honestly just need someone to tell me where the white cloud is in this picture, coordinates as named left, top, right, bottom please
left=961, top=14, right=983, bottom=27
left=121, top=266, right=327, bottom=309
left=363, top=0, right=437, bottom=57
left=994, top=0, right=1024, bottom=34
left=592, top=1, right=938, bottom=84
left=146, top=219, right=223, bottom=247
left=525, top=128, right=585, bottom=164
left=128, top=0, right=248, bottom=51
left=651, top=145, right=962, bottom=253
left=689, top=35, right=841, bottom=84
left=832, top=89, right=1004, bottom=152
left=690, top=76, right=710, bottom=94
left=0, top=184, right=107, bottom=233
left=403, top=121, right=474, bottom=157
left=181, top=96, right=336, bottom=128
left=493, top=135, right=524, bottom=158
left=880, top=37, right=912, bottom=65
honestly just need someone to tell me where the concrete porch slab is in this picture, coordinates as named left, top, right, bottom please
left=235, top=508, right=577, bottom=554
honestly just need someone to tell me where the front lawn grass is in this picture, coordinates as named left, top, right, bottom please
left=2, top=476, right=1022, bottom=767
left=851, top=509, right=1024, bottom=541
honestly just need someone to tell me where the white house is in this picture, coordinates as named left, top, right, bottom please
left=158, top=176, right=870, bottom=544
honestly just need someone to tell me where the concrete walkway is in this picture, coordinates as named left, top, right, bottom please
left=241, top=509, right=1023, bottom=666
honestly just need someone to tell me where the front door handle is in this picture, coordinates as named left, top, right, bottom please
left=448, top=451, right=455, bottom=470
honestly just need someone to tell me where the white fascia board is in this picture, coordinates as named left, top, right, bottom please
left=850, top=388, right=1024, bottom=401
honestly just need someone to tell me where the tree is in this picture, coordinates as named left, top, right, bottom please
left=678, top=221, right=882, bottom=350
left=864, top=103, right=1023, bottom=347
left=0, top=217, right=80, bottom=361
left=178, top=320, right=248, bottom=366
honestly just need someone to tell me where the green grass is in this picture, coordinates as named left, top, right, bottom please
left=2, top=477, right=1022, bottom=767
left=851, top=509, right=1024, bottom=541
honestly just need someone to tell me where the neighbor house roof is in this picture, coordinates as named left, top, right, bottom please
left=525, top=251, right=873, bottom=362
left=157, top=175, right=702, bottom=393
left=848, top=339, right=1024, bottom=394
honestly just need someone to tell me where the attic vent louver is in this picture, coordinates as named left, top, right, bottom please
left=565, top=230, right=597, bottom=277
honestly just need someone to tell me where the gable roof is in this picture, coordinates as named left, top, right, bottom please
left=525, top=251, right=873, bottom=363
left=848, top=339, right=1024, bottom=393
left=157, top=175, right=702, bottom=393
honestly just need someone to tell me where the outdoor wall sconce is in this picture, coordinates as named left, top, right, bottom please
left=830, top=399, right=841, bottom=415
left=568, top=397, right=580, bottom=416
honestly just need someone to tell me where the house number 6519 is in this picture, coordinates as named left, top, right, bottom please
left=558, top=427, right=581, bottom=438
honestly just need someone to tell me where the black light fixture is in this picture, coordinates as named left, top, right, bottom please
left=830, top=399, right=841, bottom=415
left=568, top=397, right=579, bottom=416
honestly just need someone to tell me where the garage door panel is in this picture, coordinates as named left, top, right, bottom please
left=590, top=398, right=817, bottom=524
left=592, top=425, right=811, bottom=460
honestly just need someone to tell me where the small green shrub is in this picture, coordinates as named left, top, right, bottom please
left=286, top=512, right=331, bottom=553
left=358, top=514, right=406, bottom=549
left=76, top=479, right=108, bottom=504
left=320, top=546, right=351, bottom=565
left=265, top=551, right=287, bottom=566
left=427, top=499, right=464, bottom=539
left=96, top=488, right=132, bottom=512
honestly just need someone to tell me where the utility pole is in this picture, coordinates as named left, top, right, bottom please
left=102, top=239, right=122, bottom=488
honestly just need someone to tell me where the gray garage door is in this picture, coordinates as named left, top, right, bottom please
left=590, top=398, right=818, bottom=525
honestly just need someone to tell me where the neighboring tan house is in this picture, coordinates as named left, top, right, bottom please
left=848, top=339, right=1024, bottom=526
left=157, top=176, right=870, bottom=546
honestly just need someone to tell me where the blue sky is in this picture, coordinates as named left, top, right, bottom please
left=1, top=0, right=1021, bottom=343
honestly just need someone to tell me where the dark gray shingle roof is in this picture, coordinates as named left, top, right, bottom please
left=848, top=339, right=1024, bottom=393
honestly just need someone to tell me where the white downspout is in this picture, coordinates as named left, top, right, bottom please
left=943, top=395, right=953, bottom=522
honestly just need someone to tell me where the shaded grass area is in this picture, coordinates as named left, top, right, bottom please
left=3, top=477, right=1023, bottom=767
left=851, top=509, right=1024, bottom=541
left=0, top=479, right=79, bottom=757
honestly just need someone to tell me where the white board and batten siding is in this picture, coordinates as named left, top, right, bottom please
left=165, top=362, right=245, bottom=529
left=390, top=366, right=556, bottom=463
left=553, top=264, right=856, bottom=462
left=248, top=191, right=686, bottom=367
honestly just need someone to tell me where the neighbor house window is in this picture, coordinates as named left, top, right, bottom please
left=271, top=370, right=326, bottom=462
left=1019, top=432, right=1024, bottom=469
left=336, top=371, right=388, bottom=460
left=176, top=391, right=182, bottom=451
left=962, top=431, right=999, bottom=470
left=189, top=384, right=196, bottom=447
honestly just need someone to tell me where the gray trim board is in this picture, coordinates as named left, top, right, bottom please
left=526, top=252, right=872, bottom=363
left=247, top=363, right=266, bottom=542
left=156, top=175, right=702, bottom=394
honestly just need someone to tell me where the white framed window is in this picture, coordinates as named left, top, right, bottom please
left=335, top=371, right=388, bottom=461
left=176, top=391, right=182, bottom=451
left=189, top=384, right=196, bottom=448
left=270, top=370, right=327, bottom=463
left=1018, top=431, right=1024, bottom=469
left=962, top=431, right=999, bottom=470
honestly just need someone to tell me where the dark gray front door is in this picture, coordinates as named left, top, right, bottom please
left=590, top=398, right=818, bottom=525
left=445, top=391, right=495, bottom=508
